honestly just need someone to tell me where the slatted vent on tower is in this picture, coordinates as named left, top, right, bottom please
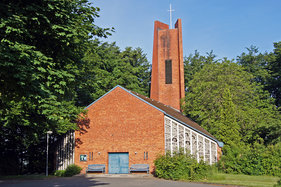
left=165, top=59, right=172, bottom=84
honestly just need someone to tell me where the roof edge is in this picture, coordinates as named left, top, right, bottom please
left=119, top=86, right=166, bottom=114
left=84, top=85, right=223, bottom=147
left=165, top=114, right=221, bottom=145
left=84, top=85, right=165, bottom=114
left=84, top=85, right=121, bottom=109
left=218, top=141, right=224, bottom=148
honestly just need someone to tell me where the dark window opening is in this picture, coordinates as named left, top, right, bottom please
left=165, top=59, right=172, bottom=84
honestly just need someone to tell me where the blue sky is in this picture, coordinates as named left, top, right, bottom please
left=91, top=0, right=281, bottom=62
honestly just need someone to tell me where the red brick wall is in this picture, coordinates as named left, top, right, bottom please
left=217, top=145, right=222, bottom=161
left=150, top=21, right=169, bottom=102
left=150, top=19, right=185, bottom=111
left=74, top=87, right=165, bottom=173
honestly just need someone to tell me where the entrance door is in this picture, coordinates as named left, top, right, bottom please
left=108, top=153, right=129, bottom=174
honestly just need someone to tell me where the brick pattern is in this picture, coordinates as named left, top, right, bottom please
left=74, top=87, right=165, bottom=173
left=217, top=145, right=222, bottom=161
left=150, top=19, right=185, bottom=111
left=150, top=21, right=169, bottom=102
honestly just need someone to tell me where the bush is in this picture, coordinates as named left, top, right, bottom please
left=54, top=170, right=65, bottom=177
left=54, top=164, right=82, bottom=177
left=64, top=164, right=82, bottom=177
left=154, top=150, right=215, bottom=181
left=218, top=142, right=281, bottom=177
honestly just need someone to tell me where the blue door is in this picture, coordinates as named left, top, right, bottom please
left=108, top=153, right=129, bottom=174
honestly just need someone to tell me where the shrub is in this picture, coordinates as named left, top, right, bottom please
left=54, top=170, right=65, bottom=177
left=154, top=150, right=215, bottom=181
left=54, top=164, right=82, bottom=177
left=64, top=164, right=82, bottom=177
left=218, top=142, right=281, bottom=177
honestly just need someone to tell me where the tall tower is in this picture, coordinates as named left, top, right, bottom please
left=150, top=19, right=185, bottom=111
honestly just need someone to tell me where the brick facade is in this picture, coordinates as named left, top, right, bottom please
left=74, top=87, right=165, bottom=173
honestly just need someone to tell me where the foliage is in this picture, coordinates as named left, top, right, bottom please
left=54, top=170, right=66, bottom=177
left=75, top=39, right=151, bottom=106
left=0, top=0, right=110, bottom=175
left=154, top=151, right=215, bottom=181
left=267, top=42, right=281, bottom=108
left=237, top=43, right=281, bottom=108
left=64, top=164, right=82, bottom=177
left=184, top=50, right=218, bottom=90
left=218, top=142, right=281, bottom=177
left=54, top=164, right=82, bottom=177
left=237, top=45, right=270, bottom=85
left=184, top=49, right=281, bottom=178
left=183, top=61, right=281, bottom=145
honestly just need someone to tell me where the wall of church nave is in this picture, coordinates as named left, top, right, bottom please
left=55, top=131, right=75, bottom=170
left=73, top=86, right=165, bottom=174
left=164, top=116, right=218, bottom=164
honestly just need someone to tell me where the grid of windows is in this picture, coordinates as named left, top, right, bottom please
left=164, top=116, right=218, bottom=164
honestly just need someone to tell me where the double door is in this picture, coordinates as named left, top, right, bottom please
left=108, top=153, right=129, bottom=174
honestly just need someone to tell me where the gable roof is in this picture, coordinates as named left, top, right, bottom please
left=85, top=85, right=223, bottom=146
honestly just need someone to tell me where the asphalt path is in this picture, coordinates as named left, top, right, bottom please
left=0, top=175, right=231, bottom=187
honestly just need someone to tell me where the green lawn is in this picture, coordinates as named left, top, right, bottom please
left=198, top=173, right=280, bottom=187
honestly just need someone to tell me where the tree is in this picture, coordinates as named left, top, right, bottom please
left=237, top=46, right=269, bottom=85
left=0, top=0, right=110, bottom=174
left=76, top=39, right=151, bottom=107
left=237, top=43, right=281, bottom=109
left=184, top=50, right=218, bottom=91
left=119, top=47, right=151, bottom=96
left=183, top=61, right=281, bottom=145
left=215, top=87, right=241, bottom=145
left=267, top=42, right=281, bottom=108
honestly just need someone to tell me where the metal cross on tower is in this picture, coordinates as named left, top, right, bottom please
left=168, top=3, right=175, bottom=29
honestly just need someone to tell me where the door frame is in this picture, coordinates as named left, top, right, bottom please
left=108, top=152, right=129, bottom=174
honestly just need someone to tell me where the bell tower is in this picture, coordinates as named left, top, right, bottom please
left=150, top=19, right=185, bottom=111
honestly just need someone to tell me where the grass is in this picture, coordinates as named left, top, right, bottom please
left=198, top=173, right=280, bottom=187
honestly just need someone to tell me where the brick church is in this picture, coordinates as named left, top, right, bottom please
left=55, top=19, right=223, bottom=174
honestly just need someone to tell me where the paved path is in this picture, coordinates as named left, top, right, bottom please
left=0, top=175, right=231, bottom=187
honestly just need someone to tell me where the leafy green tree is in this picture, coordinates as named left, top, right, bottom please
left=237, top=46, right=270, bottom=85
left=236, top=44, right=281, bottom=143
left=76, top=39, right=151, bottom=107
left=184, top=50, right=218, bottom=91
left=237, top=43, right=281, bottom=109
left=267, top=42, right=281, bottom=108
left=119, top=47, right=151, bottom=96
left=0, top=0, right=109, bottom=174
left=215, top=87, right=241, bottom=145
left=183, top=61, right=280, bottom=145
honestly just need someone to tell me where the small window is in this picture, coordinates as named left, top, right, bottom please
left=88, top=152, right=93, bottom=160
left=165, top=59, right=172, bottom=84
left=80, top=154, right=87, bottom=161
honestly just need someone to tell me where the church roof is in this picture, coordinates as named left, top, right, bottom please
left=128, top=90, right=219, bottom=143
left=85, top=85, right=223, bottom=146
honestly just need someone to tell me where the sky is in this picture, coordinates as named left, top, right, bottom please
left=90, top=0, right=281, bottom=62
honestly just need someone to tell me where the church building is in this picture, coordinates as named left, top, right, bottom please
left=55, top=19, right=223, bottom=174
